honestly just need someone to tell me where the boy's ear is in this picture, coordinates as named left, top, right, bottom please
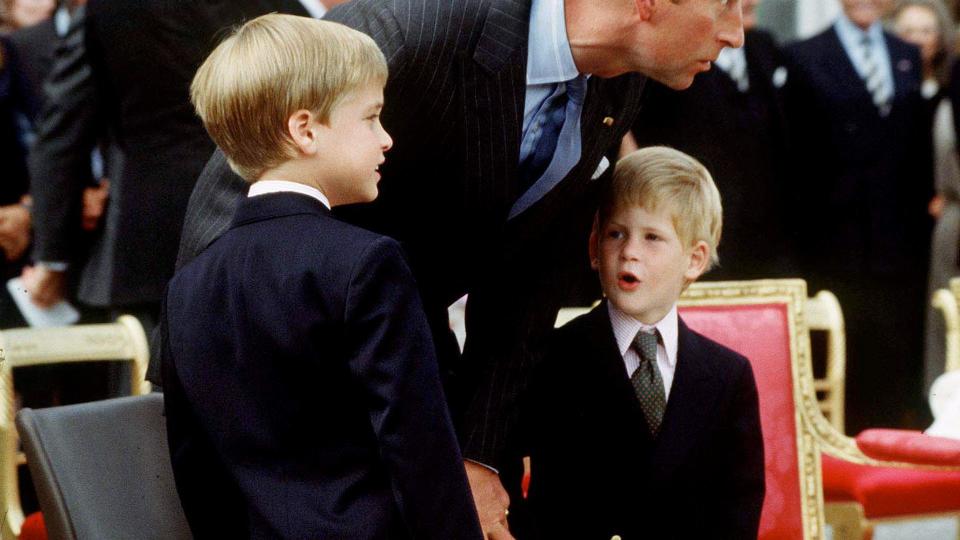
left=683, top=240, right=710, bottom=282
left=588, top=216, right=600, bottom=270
left=287, top=109, right=321, bottom=154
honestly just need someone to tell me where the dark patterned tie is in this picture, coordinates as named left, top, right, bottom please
left=631, top=330, right=666, bottom=437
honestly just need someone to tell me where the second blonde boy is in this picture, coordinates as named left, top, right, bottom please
left=520, top=147, right=765, bottom=539
left=160, top=15, right=482, bottom=539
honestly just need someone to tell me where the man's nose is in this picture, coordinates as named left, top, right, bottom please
left=719, top=2, right=745, bottom=49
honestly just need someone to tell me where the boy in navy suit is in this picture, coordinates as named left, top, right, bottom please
left=521, top=147, right=765, bottom=539
left=160, top=14, right=482, bottom=539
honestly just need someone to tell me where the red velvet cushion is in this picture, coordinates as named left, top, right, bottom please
left=856, top=429, right=960, bottom=466
left=680, top=303, right=802, bottom=540
left=19, top=512, right=47, bottom=540
left=822, top=454, right=960, bottom=518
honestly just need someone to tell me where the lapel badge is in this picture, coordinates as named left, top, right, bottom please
left=602, top=116, right=615, bottom=127
left=897, top=59, right=912, bottom=72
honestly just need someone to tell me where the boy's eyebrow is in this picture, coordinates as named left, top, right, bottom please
left=367, top=101, right=384, bottom=112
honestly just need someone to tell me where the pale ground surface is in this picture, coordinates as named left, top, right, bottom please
left=825, top=518, right=957, bottom=539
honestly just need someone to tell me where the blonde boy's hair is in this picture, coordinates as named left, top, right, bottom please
left=190, top=14, right=388, bottom=181
left=599, top=146, right=723, bottom=270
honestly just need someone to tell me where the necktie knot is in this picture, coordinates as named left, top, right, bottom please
left=632, top=330, right=659, bottom=364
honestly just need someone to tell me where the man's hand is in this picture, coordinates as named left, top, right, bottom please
left=464, top=461, right=514, bottom=539
left=0, top=204, right=31, bottom=261
left=22, top=265, right=67, bottom=308
left=82, top=179, right=110, bottom=231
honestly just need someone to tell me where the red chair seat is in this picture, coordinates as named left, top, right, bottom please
left=856, top=429, right=960, bottom=466
left=822, top=454, right=960, bottom=518
left=20, top=512, right=47, bottom=540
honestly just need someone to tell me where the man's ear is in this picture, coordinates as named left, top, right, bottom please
left=684, top=240, right=710, bottom=282
left=287, top=109, right=320, bottom=155
left=589, top=215, right=600, bottom=270
left=635, top=0, right=655, bottom=20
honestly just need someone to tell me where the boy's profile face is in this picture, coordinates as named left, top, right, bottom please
left=314, top=83, right=392, bottom=206
left=590, top=203, right=708, bottom=324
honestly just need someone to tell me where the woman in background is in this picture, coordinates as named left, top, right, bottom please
left=894, top=0, right=960, bottom=398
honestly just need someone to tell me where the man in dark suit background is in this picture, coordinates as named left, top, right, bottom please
left=22, top=0, right=315, bottom=329
left=633, top=0, right=797, bottom=280
left=785, top=0, right=931, bottom=433
left=176, top=0, right=745, bottom=535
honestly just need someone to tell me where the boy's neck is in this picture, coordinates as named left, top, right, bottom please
left=257, top=161, right=329, bottom=202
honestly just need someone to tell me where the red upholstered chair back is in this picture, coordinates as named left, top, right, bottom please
left=679, top=279, right=824, bottom=540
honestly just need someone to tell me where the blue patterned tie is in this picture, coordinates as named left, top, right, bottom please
left=518, top=75, right=587, bottom=192
left=631, top=330, right=666, bottom=437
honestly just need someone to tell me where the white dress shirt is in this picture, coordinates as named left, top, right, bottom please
left=248, top=180, right=330, bottom=210
left=297, top=0, right=327, bottom=19
left=608, top=302, right=679, bottom=400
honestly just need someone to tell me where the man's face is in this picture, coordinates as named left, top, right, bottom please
left=590, top=204, right=706, bottom=324
left=842, top=0, right=886, bottom=29
left=642, top=0, right=746, bottom=89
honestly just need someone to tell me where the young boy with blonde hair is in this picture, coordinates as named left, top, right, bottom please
left=520, top=146, right=765, bottom=539
left=160, top=14, right=481, bottom=539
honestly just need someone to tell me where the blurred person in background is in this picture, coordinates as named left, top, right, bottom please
left=892, top=0, right=960, bottom=397
left=785, top=0, right=931, bottom=432
left=632, top=0, right=797, bottom=280
left=0, top=0, right=54, bottom=33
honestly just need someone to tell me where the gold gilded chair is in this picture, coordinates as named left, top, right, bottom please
left=943, top=278, right=960, bottom=373
left=808, top=288, right=960, bottom=540
left=0, top=316, right=150, bottom=539
left=677, top=279, right=825, bottom=539
left=807, top=290, right=847, bottom=434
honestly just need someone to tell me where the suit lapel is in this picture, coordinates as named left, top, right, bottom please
left=885, top=33, right=919, bottom=102
left=824, top=27, right=879, bottom=115
left=460, top=0, right=529, bottom=224
left=649, top=319, right=721, bottom=478
left=574, top=304, right=654, bottom=443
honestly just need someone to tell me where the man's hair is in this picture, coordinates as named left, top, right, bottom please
left=190, top=14, right=388, bottom=181
left=598, top=146, right=723, bottom=269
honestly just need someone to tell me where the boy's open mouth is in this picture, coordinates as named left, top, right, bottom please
left=617, top=271, right=640, bottom=290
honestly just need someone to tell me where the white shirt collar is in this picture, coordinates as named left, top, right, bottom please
left=526, top=0, right=581, bottom=84
left=834, top=11, right=883, bottom=51
left=607, top=301, right=679, bottom=369
left=714, top=46, right=746, bottom=75
left=297, top=0, right=327, bottom=19
left=248, top=180, right=330, bottom=209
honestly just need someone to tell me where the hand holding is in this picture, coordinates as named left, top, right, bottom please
left=464, top=461, right=514, bottom=539
left=0, top=204, right=31, bottom=261
left=22, top=265, right=67, bottom=308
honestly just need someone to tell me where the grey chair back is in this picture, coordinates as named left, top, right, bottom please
left=15, top=393, right=190, bottom=540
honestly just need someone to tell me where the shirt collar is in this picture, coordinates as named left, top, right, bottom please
left=298, top=0, right=327, bottom=19
left=526, top=0, right=581, bottom=85
left=608, top=301, right=679, bottom=369
left=714, top=46, right=745, bottom=74
left=834, top=11, right=884, bottom=50
left=248, top=180, right=331, bottom=209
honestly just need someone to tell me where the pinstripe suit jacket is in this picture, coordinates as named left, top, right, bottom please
left=174, top=0, right=646, bottom=467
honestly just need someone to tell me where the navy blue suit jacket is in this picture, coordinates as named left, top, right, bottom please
left=161, top=193, right=482, bottom=539
left=520, top=303, right=765, bottom=539
left=784, top=26, right=930, bottom=277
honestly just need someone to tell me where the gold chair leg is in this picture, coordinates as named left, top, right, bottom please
left=826, top=502, right=871, bottom=540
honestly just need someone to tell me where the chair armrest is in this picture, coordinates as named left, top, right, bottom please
left=856, top=429, right=960, bottom=466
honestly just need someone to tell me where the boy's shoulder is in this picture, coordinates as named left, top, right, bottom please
left=677, top=319, right=754, bottom=384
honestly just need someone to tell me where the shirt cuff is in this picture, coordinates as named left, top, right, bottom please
left=37, top=261, right=69, bottom=272
left=465, top=458, right=499, bottom=475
